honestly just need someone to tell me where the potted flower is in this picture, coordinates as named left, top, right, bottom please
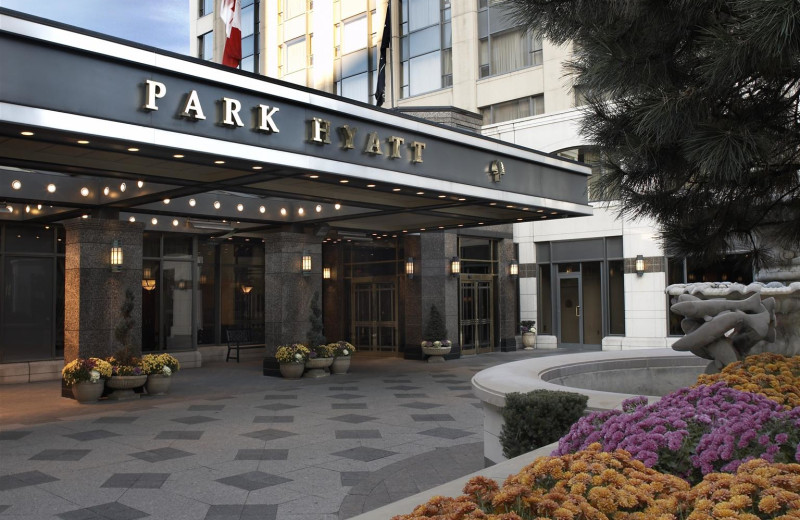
left=421, top=304, right=452, bottom=362
left=328, top=341, right=356, bottom=375
left=105, top=289, right=147, bottom=399
left=276, top=343, right=310, bottom=379
left=62, top=357, right=112, bottom=403
left=141, top=353, right=180, bottom=395
left=305, top=343, right=335, bottom=378
left=519, top=320, right=536, bottom=349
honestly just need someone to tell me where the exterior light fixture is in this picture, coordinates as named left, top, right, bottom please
left=635, top=254, right=645, bottom=276
left=110, top=240, right=123, bottom=272
left=450, top=256, right=461, bottom=278
left=241, top=285, right=253, bottom=294
left=141, top=267, right=156, bottom=291
left=80, top=187, right=89, bottom=197
left=47, top=183, right=56, bottom=193
left=510, top=259, right=519, bottom=280
left=11, top=180, right=21, bottom=190
left=302, top=250, right=312, bottom=275
left=323, top=267, right=331, bottom=279
left=406, top=257, right=414, bottom=279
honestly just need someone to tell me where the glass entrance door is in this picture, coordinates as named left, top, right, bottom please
left=558, top=275, right=582, bottom=347
left=556, top=262, right=603, bottom=348
left=352, top=280, right=397, bottom=352
left=459, top=278, right=493, bottom=355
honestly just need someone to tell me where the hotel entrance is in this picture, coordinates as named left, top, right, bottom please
left=351, top=279, right=398, bottom=353
left=459, top=277, right=493, bottom=355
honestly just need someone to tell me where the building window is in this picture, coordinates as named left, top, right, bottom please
left=399, top=0, right=452, bottom=98
left=336, top=10, right=378, bottom=104
left=478, top=0, right=542, bottom=78
left=285, top=36, right=307, bottom=74
left=200, top=0, right=214, bottom=16
left=198, top=31, right=213, bottom=61
left=240, top=0, right=259, bottom=73
left=480, top=95, right=544, bottom=125
left=555, top=146, right=606, bottom=202
left=283, top=0, right=307, bottom=20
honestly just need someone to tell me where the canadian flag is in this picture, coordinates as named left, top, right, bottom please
left=220, top=0, right=242, bottom=68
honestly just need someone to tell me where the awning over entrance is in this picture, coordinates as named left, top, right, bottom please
left=0, top=10, right=591, bottom=237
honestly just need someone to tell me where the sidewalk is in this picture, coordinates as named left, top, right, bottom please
left=0, top=350, right=561, bottom=520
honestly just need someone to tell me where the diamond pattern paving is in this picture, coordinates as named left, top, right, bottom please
left=399, top=402, right=442, bottom=409
left=188, top=404, right=225, bottom=411
left=155, top=430, right=204, bottom=440
left=328, top=393, right=365, bottom=400
left=58, top=501, right=148, bottom=520
left=216, top=471, right=291, bottom=491
left=386, top=385, right=420, bottom=390
left=329, top=386, right=359, bottom=391
left=30, top=449, right=91, bottom=461
left=204, top=504, right=278, bottom=520
left=340, top=471, right=369, bottom=487
left=0, top=471, right=58, bottom=491
left=101, top=473, right=170, bottom=489
left=256, top=403, right=298, bottom=411
left=447, top=385, right=472, bottom=390
left=94, top=416, right=138, bottom=424
left=171, top=415, right=218, bottom=425
left=241, top=428, right=296, bottom=441
left=411, top=414, right=455, bottom=422
left=129, top=447, right=193, bottom=463
left=252, top=415, right=293, bottom=423
left=332, top=446, right=397, bottom=462
left=335, top=429, right=382, bottom=439
left=263, top=394, right=297, bottom=400
left=394, top=393, right=428, bottom=398
left=234, top=449, right=288, bottom=461
left=418, top=427, right=473, bottom=439
left=329, top=414, right=376, bottom=424
left=0, top=430, right=31, bottom=440
left=331, top=403, right=367, bottom=409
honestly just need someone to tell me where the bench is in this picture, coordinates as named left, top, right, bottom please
left=225, top=329, right=266, bottom=362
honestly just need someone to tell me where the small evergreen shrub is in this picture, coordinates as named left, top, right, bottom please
left=423, top=304, right=448, bottom=340
left=499, top=389, right=588, bottom=459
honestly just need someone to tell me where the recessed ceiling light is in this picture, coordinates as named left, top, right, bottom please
left=416, top=191, right=424, bottom=195
left=517, top=218, right=523, bottom=221
left=392, top=188, right=401, bottom=192
left=252, top=166, right=262, bottom=170
left=490, top=202, right=497, bottom=206
left=20, top=131, right=34, bottom=136
left=420, top=228, right=426, bottom=231
left=309, top=174, right=319, bottom=179
left=551, top=211, right=558, bottom=215
left=438, top=195, right=446, bottom=198
left=340, top=179, right=349, bottom=184
left=81, top=214, right=89, bottom=219
left=298, top=207, right=304, bottom=216
left=315, top=205, right=322, bottom=212
left=47, top=183, right=56, bottom=193
left=213, top=201, right=221, bottom=209
left=537, top=209, right=544, bottom=213
left=334, top=203, right=341, bottom=210
left=172, top=219, right=179, bottom=227
left=458, top=198, right=466, bottom=201
left=151, top=217, right=158, bottom=225
left=173, top=154, right=184, bottom=159
left=163, top=198, right=170, bottom=204
left=11, top=180, right=21, bottom=190
left=25, top=205, right=30, bottom=213
left=77, top=140, right=89, bottom=145
left=367, top=184, right=376, bottom=188
left=214, top=160, right=225, bottom=164
left=137, top=180, right=144, bottom=188
left=120, top=183, right=126, bottom=192
left=506, top=205, right=514, bottom=209
left=103, top=186, right=110, bottom=196
left=280, top=208, right=287, bottom=216
left=259, top=205, right=266, bottom=213
left=189, top=198, right=196, bottom=207
left=37, top=204, right=42, bottom=210
left=237, top=203, right=244, bottom=211
left=127, top=147, right=139, bottom=152
left=129, top=216, right=136, bottom=222
left=478, top=222, right=484, bottom=225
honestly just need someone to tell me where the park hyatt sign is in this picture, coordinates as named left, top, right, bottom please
left=142, top=80, right=427, bottom=164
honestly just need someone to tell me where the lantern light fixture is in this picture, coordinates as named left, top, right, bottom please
left=510, top=259, right=519, bottom=280
left=405, top=257, right=414, bottom=279
left=450, top=256, right=461, bottom=278
left=635, top=254, right=645, bottom=276
left=110, top=240, right=123, bottom=272
left=323, top=267, right=331, bottom=279
left=301, top=250, right=312, bottom=275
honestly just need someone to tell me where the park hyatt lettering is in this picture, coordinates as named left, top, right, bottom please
left=142, top=80, right=426, bottom=163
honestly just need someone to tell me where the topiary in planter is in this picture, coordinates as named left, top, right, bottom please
left=499, top=389, right=588, bottom=459
left=423, top=304, right=448, bottom=341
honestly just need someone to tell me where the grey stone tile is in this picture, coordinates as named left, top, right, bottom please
left=241, top=428, right=296, bottom=441
left=335, top=430, right=382, bottom=439
left=154, top=430, right=204, bottom=440
left=171, top=415, right=218, bottom=425
left=329, top=414, right=376, bottom=424
left=328, top=393, right=365, bottom=400
left=64, top=429, right=120, bottom=442
left=129, top=447, right=193, bottom=463
left=188, top=404, right=225, bottom=411
left=383, top=379, right=411, bottom=383
left=58, top=502, right=148, bottom=520
left=101, top=473, right=170, bottom=489
left=399, top=402, right=442, bottom=409
left=472, top=402, right=483, bottom=408
left=340, top=471, right=369, bottom=487
left=332, top=447, right=396, bottom=462
left=447, top=385, right=472, bottom=390
left=386, top=385, right=420, bottom=390
left=204, top=504, right=278, bottom=520
left=410, top=414, right=455, bottom=422
left=0, top=430, right=31, bottom=440
left=30, top=449, right=91, bottom=461
left=331, top=403, right=367, bottom=410
left=329, top=386, right=359, bottom=391
left=0, top=505, right=9, bottom=514
left=263, top=394, right=297, bottom=400
left=0, top=470, right=58, bottom=490
left=256, top=403, right=298, bottom=411
left=394, top=393, right=428, bottom=398
left=94, top=416, right=138, bottom=424
left=234, top=449, right=289, bottom=461
left=456, top=393, right=477, bottom=399
left=216, top=471, right=291, bottom=491
left=253, top=415, right=294, bottom=423
left=418, top=427, right=473, bottom=439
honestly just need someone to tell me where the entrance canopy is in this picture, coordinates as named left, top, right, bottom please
left=0, top=10, right=591, bottom=238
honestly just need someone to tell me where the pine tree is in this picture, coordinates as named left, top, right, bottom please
left=424, top=304, right=448, bottom=341
left=505, top=0, right=800, bottom=267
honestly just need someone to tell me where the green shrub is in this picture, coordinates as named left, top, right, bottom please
left=499, top=389, right=588, bottom=459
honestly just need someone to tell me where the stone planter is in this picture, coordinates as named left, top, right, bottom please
left=421, top=346, right=451, bottom=363
left=522, top=332, right=537, bottom=350
left=279, top=363, right=305, bottom=379
left=331, top=356, right=351, bottom=375
left=106, top=375, right=147, bottom=400
left=145, top=374, right=172, bottom=395
left=304, top=357, right=334, bottom=378
left=71, top=380, right=105, bottom=403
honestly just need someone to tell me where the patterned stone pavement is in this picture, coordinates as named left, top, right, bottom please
left=0, top=351, right=563, bottom=520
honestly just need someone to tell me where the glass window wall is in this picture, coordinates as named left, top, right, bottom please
left=478, top=0, right=542, bottom=78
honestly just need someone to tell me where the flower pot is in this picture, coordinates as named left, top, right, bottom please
left=522, top=332, right=537, bottom=350
left=331, top=356, right=351, bottom=375
left=145, top=374, right=172, bottom=395
left=304, top=357, right=333, bottom=378
left=106, top=375, right=147, bottom=400
left=71, top=380, right=105, bottom=403
left=421, top=346, right=451, bottom=363
left=279, top=362, right=305, bottom=379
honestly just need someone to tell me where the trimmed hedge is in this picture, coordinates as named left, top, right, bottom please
left=499, top=389, right=588, bottom=459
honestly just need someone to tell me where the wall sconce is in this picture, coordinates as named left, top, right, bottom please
left=142, top=267, right=156, bottom=291
left=241, top=284, right=253, bottom=294
left=509, top=259, right=519, bottom=280
left=302, top=250, right=312, bottom=275
left=405, top=257, right=414, bottom=279
left=323, top=267, right=331, bottom=279
left=110, top=240, right=123, bottom=272
left=450, top=256, right=461, bottom=278
left=635, top=254, right=645, bottom=276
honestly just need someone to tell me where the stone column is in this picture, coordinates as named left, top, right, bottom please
left=64, top=219, right=144, bottom=363
left=264, top=231, right=321, bottom=353
left=496, top=237, right=518, bottom=351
